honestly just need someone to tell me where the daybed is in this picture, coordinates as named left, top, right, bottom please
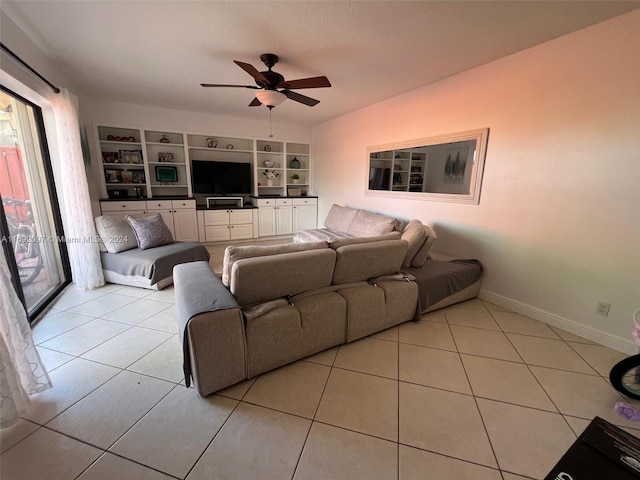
left=96, top=214, right=210, bottom=290
left=174, top=206, right=482, bottom=397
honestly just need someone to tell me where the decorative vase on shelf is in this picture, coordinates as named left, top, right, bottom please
left=159, top=135, right=170, bottom=144
left=267, top=178, right=273, bottom=187
left=290, top=157, right=301, bottom=169
left=206, top=137, right=218, bottom=148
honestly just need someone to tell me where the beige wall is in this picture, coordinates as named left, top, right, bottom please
left=312, top=11, right=640, bottom=352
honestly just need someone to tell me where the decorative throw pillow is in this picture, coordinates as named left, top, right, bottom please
left=401, top=220, right=428, bottom=267
left=94, top=215, right=138, bottom=253
left=125, top=214, right=174, bottom=250
left=410, top=225, right=437, bottom=268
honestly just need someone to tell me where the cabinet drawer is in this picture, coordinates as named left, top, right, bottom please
left=205, top=225, right=231, bottom=242
left=146, top=200, right=172, bottom=210
left=276, top=199, right=291, bottom=206
left=172, top=199, right=196, bottom=210
left=256, top=198, right=276, bottom=207
left=292, top=198, right=317, bottom=206
left=101, top=201, right=147, bottom=213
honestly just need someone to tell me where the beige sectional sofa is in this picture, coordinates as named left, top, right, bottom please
left=174, top=237, right=420, bottom=396
left=174, top=204, right=483, bottom=397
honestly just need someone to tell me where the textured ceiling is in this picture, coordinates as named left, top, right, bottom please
left=2, top=1, right=639, bottom=126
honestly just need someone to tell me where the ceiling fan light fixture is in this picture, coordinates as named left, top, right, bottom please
left=255, top=89, right=286, bottom=107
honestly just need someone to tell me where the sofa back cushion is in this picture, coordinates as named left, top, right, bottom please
left=332, top=239, right=408, bottom=284
left=323, top=204, right=358, bottom=233
left=329, top=231, right=401, bottom=249
left=410, top=224, right=437, bottom=267
left=230, top=249, right=336, bottom=305
left=222, top=241, right=328, bottom=286
left=95, top=215, right=139, bottom=253
left=401, top=220, right=428, bottom=268
left=347, top=209, right=398, bottom=237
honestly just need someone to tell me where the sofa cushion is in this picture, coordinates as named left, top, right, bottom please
left=230, top=249, right=337, bottom=305
left=293, top=228, right=352, bottom=243
left=222, top=241, right=328, bottom=286
left=323, top=204, right=358, bottom=233
left=95, top=215, right=138, bottom=253
left=410, top=225, right=437, bottom=268
left=329, top=231, right=401, bottom=249
left=347, top=209, right=397, bottom=237
left=401, top=220, right=428, bottom=268
left=125, top=214, right=174, bottom=250
left=332, top=239, right=408, bottom=284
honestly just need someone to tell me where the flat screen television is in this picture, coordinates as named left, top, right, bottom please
left=191, top=160, right=252, bottom=195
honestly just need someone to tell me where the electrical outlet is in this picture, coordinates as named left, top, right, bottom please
left=596, top=301, right=611, bottom=317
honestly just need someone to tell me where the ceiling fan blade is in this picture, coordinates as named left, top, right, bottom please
left=279, top=76, right=331, bottom=90
left=234, top=60, right=269, bottom=86
left=249, top=97, right=262, bottom=107
left=283, top=90, right=320, bottom=107
left=201, top=83, right=259, bottom=88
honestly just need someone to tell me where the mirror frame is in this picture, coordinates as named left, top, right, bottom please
left=365, top=128, right=489, bottom=205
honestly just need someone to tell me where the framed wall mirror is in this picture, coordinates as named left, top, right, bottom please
left=366, top=128, right=489, bottom=204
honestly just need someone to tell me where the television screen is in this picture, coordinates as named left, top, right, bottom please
left=155, top=166, right=178, bottom=182
left=191, top=160, right=252, bottom=195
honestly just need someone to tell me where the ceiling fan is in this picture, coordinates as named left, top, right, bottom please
left=201, top=53, right=331, bottom=108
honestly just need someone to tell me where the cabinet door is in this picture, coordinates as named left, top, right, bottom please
left=229, top=209, right=253, bottom=225
left=204, top=210, right=231, bottom=226
left=293, top=204, right=317, bottom=232
left=205, top=225, right=231, bottom=242
left=230, top=223, right=253, bottom=240
left=276, top=205, right=293, bottom=235
left=258, top=207, right=277, bottom=237
left=173, top=209, right=198, bottom=242
left=152, top=210, right=176, bottom=238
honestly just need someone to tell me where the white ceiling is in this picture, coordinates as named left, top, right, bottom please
left=3, top=1, right=639, bottom=127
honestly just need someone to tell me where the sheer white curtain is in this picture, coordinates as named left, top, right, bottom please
left=52, top=88, right=104, bottom=289
left=0, top=247, right=52, bottom=428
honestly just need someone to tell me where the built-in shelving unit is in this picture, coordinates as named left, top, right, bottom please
left=96, top=125, right=312, bottom=200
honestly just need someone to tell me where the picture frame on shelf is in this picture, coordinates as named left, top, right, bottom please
left=119, top=149, right=143, bottom=164
left=158, top=152, right=175, bottom=162
left=155, top=165, right=178, bottom=183
left=102, top=151, right=119, bottom=163
left=121, top=171, right=133, bottom=184
left=105, top=169, right=122, bottom=183
left=131, top=170, right=145, bottom=184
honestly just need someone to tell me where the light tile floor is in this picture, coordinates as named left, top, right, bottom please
left=2, top=250, right=639, bottom=479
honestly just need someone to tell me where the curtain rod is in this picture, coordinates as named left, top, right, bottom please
left=0, top=42, right=60, bottom=94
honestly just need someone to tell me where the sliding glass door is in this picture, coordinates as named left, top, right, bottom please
left=0, top=86, right=70, bottom=321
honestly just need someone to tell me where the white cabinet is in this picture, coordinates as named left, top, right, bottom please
left=203, top=209, right=254, bottom=242
left=256, top=198, right=294, bottom=236
left=146, top=199, right=197, bottom=242
left=292, top=198, right=318, bottom=231
left=256, top=197, right=316, bottom=237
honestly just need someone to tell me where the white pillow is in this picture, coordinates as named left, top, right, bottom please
left=95, top=216, right=138, bottom=253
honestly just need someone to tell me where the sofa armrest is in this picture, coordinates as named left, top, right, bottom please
left=174, top=261, right=246, bottom=396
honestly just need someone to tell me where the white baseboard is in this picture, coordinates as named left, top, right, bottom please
left=480, top=289, right=637, bottom=355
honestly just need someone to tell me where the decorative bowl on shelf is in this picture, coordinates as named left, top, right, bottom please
left=263, top=160, right=273, bottom=167
left=159, top=135, right=170, bottom=143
